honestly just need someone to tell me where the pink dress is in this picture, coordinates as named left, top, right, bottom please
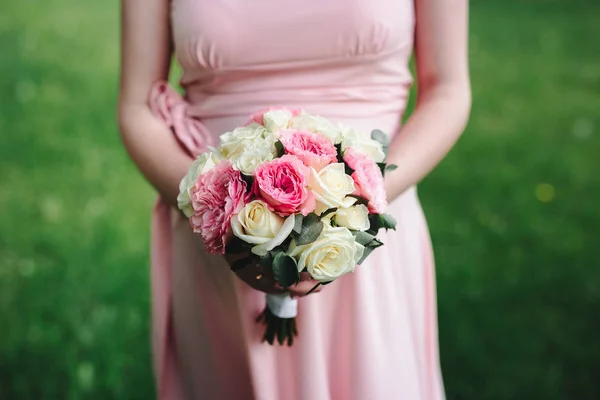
left=149, top=1, right=445, bottom=399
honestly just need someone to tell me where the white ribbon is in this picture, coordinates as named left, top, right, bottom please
left=266, top=293, right=298, bottom=319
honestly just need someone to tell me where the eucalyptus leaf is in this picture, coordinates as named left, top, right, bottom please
left=381, top=213, right=397, bottom=230
left=369, top=238, right=384, bottom=248
left=357, top=245, right=376, bottom=265
left=370, top=129, right=390, bottom=156
left=296, top=213, right=324, bottom=245
left=369, top=213, right=397, bottom=232
left=272, top=253, right=299, bottom=287
left=353, top=231, right=376, bottom=246
left=377, top=162, right=386, bottom=176
left=293, top=214, right=303, bottom=235
left=371, top=129, right=390, bottom=146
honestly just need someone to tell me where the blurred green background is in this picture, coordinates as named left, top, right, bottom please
left=1, top=0, right=599, bottom=399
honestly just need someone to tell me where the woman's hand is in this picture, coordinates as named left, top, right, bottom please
left=225, top=253, right=323, bottom=297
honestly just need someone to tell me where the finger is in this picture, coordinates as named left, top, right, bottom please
left=299, top=272, right=313, bottom=281
left=288, top=281, right=323, bottom=298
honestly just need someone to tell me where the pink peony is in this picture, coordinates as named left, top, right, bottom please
left=246, top=107, right=302, bottom=126
left=252, top=155, right=315, bottom=216
left=190, top=160, right=247, bottom=255
left=278, top=129, right=338, bottom=171
left=343, top=147, right=387, bottom=214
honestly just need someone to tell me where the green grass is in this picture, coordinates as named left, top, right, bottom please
left=1, top=0, right=599, bottom=399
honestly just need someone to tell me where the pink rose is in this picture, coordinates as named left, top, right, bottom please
left=246, top=107, right=302, bottom=126
left=278, top=129, right=338, bottom=171
left=252, top=155, right=315, bottom=216
left=343, top=147, right=387, bottom=214
left=190, top=160, right=247, bottom=255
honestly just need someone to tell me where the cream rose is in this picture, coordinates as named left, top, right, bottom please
left=233, top=145, right=276, bottom=175
left=262, top=109, right=293, bottom=133
left=339, top=125, right=386, bottom=163
left=231, top=200, right=296, bottom=256
left=308, top=163, right=356, bottom=215
left=219, top=124, right=278, bottom=174
left=219, top=124, right=270, bottom=160
left=289, top=227, right=364, bottom=282
left=177, top=151, right=222, bottom=217
left=289, top=112, right=343, bottom=144
left=328, top=204, right=370, bottom=231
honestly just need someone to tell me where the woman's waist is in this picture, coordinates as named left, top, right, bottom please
left=198, top=112, right=403, bottom=141
left=183, top=89, right=408, bottom=139
left=186, top=87, right=407, bottom=121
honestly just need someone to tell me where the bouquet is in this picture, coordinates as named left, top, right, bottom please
left=177, top=108, right=397, bottom=346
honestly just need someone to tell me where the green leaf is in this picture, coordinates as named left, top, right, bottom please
left=275, top=140, right=285, bottom=157
left=353, top=231, right=376, bottom=246
left=369, top=238, right=384, bottom=248
left=259, top=254, right=273, bottom=269
left=369, top=213, right=397, bottom=233
left=380, top=213, right=397, bottom=230
left=371, top=129, right=390, bottom=145
left=357, top=245, right=376, bottom=265
left=296, top=213, right=324, bottom=245
left=225, top=237, right=249, bottom=254
left=347, top=195, right=369, bottom=206
left=370, top=129, right=390, bottom=156
left=293, top=214, right=303, bottom=235
left=377, top=162, right=386, bottom=176
left=385, top=164, right=398, bottom=172
left=272, top=253, right=299, bottom=287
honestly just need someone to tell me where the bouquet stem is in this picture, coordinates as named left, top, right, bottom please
left=257, top=293, right=298, bottom=346
left=256, top=306, right=298, bottom=346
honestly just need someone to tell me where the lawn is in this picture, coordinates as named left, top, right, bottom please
left=1, top=0, right=599, bottom=399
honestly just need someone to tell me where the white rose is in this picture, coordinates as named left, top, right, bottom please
left=262, top=109, right=293, bottom=133
left=219, top=124, right=269, bottom=160
left=233, top=145, right=275, bottom=175
left=231, top=200, right=296, bottom=256
left=289, top=227, right=364, bottom=282
left=219, top=125, right=278, bottom=173
left=289, top=112, right=343, bottom=144
left=177, top=151, right=222, bottom=217
left=339, top=125, right=386, bottom=163
left=308, top=163, right=356, bottom=215
left=331, top=204, right=371, bottom=231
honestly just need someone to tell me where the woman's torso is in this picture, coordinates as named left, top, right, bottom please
left=169, top=0, right=415, bottom=135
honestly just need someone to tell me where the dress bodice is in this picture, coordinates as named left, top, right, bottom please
left=170, top=0, right=415, bottom=120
